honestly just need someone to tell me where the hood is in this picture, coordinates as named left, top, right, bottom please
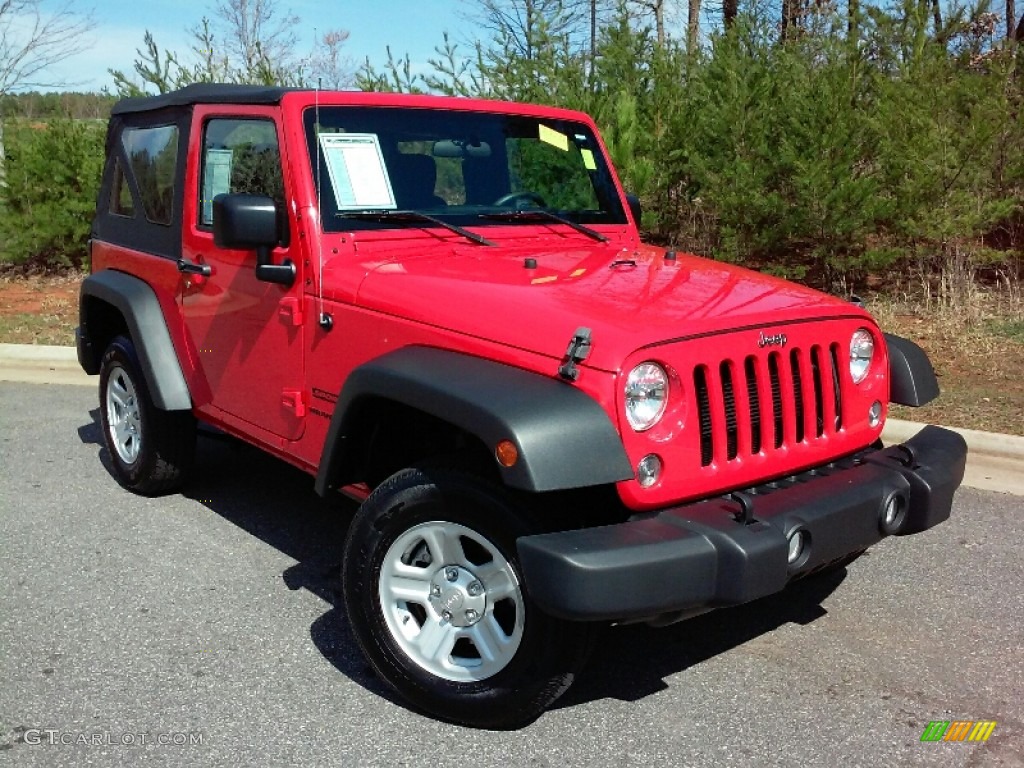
left=340, top=236, right=869, bottom=373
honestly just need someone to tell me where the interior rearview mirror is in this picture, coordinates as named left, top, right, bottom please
left=432, top=139, right=492, bottom=158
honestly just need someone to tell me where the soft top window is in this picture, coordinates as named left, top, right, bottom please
left=121, top=125, right=179, bottom=225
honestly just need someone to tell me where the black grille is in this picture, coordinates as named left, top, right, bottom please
left=744, top=356, right=762, bottom=454
left=791, top=349, right=805, bottom=444
left=830, top=343, right=843, bottom=430
left=768, top=352, right=783, bottom=449
left=694, top=342, right=843, bottom=467
left=695, top=366, right=713, bottom=466
left=720, top=361, right=738, bottom=460
left=811, top=346, right=824, bottom=437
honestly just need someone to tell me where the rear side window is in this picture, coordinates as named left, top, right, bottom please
left=108, top=157, right=135, bottom=217
left=120, top=125, right=178, bottom=225
left=199, top=118, right=284, bottom=226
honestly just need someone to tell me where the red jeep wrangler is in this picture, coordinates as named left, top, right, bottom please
left=77, top=84, right=967, bottom=728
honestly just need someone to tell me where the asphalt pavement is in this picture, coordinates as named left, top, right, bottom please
left=1, top=382, right=1022, bottom=767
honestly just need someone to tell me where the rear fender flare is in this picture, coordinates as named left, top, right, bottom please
left=78, top=270, right=191, bottom=411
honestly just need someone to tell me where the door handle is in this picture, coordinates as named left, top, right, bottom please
left=177, top=258, right=212, bottom=277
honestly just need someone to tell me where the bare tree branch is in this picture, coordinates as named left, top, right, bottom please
left=211, top=0, right=299, bottom=80
left=628, top=0, right=668, bottom=46
left=462, top=0, right=588, bottom=59
left=113, top=0, right=346, bottom=95
left=0, top=0, right=95, bottom=95
left=307, top=28, right=354, bottom=89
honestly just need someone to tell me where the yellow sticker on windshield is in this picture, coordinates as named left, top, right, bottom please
left=539, top=125, right=569, bottom=151
left=580, top=149, right=597, bottom=170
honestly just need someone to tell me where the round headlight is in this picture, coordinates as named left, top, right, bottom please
left=625, top=362, right=668, bottom=431
left=849, top=328, right=875, bottom=385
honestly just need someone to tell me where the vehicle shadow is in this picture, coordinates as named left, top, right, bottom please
left=78, top=410, right=851, bottom=720
left=78, top=408, right=397, bottom=706
left=554, top=568, right=848, bottom=709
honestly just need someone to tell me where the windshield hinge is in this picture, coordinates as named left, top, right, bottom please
left=281, top=389, right=307, bottom=418
left=278, top=296, right=303, bottom=326
left=558, top=327, right=592, bottom=381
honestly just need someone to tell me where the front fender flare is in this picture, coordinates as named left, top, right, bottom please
left=884, top=333, right=939, bottom=407
left=78, top=270, right=192, bottom=411
left=315, top=347, right=633, bottom=495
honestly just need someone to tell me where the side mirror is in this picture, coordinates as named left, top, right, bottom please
left=625, top=194, right=642, bottom=225
left=212, top=193, right=294, bottom=286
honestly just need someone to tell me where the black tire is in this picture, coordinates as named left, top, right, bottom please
left=341, top=467, right=594, bottom=729
left=98, top=335, right=195, bottom=495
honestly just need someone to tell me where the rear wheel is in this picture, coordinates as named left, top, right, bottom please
left=99, top=335, right=195, bottom=495
left=342, top=467, right=593, bottom=728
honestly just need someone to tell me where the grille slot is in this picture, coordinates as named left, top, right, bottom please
left=693, top=340, right=844, bottom=467
left=829, top=343, right=843, bottom=429
left=811, top=346, right=825, bottom=437
left=744, top=356, right=762, bottom=454
left=720, top=361, right=738, bottom=460
left=768, top=352, right=783, bottom=449
left=695, top=366, right=713, bottom=466
left=791, top=349, right=805, bottom=444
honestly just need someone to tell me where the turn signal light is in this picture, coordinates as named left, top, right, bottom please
left=495, top=440, right=519, bottom=467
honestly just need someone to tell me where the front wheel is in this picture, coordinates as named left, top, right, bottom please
left=341, top=467, right=593, bottom=728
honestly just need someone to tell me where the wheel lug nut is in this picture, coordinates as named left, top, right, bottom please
left=467, top=581, right=483, bottom=596
left=445, top=567, right=459, bottom=582
left=465, top=609, right=478, bottom=622
left=441, top=610, right=452, bottom=622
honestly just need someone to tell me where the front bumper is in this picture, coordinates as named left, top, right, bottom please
left=517, top=425, right=967, bottom=622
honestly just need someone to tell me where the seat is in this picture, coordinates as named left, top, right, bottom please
left=389, top=153, right=446, bottom=209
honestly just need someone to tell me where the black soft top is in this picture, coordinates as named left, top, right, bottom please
left=111, top=83, right=294, bottom=115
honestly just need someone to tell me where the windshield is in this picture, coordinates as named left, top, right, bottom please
left=303, top=106, right=627, bottom=232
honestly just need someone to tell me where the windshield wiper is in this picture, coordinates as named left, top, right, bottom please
left=479, top=210, right=608, bottom=242
left=337, top=210, right=495, bottom=247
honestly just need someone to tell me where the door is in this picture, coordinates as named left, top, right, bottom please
left=180, top=109, right=305, bottom=440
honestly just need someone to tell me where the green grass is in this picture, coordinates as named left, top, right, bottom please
left=989, top=319, right=1024, bottom=344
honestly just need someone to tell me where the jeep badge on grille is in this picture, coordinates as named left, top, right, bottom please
left=758, top=331, right=788, bottom=348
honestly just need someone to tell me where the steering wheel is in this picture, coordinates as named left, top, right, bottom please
left=492, top=191, right=547, bottom=209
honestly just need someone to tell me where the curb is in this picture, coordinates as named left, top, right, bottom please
left=1, top=343, right=1021, bottom=494
left=0, top=343, right=79, bottom=364
left=0, top=343, right=91, bottom=387
left=882, top=418, right=1024, bottom=462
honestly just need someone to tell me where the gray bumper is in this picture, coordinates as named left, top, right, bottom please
left=517, top=425, right=967, bottom=622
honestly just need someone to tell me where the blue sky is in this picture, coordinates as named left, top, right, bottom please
left=40, top=0, right=470, bottom=92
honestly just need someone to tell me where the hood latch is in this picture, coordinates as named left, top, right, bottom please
left=558, top=327, right=592, bottom=382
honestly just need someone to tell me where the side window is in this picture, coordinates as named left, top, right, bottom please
left=120, top=125, right=178, bottom=225
left=108, top=157, right=135, bottom=217
left=199, top=118, right=284, bottom=226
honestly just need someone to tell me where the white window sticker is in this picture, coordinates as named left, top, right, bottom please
left=319, top=133, right=396, bottom=210
left=202, top=149, right=233, bottom=224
